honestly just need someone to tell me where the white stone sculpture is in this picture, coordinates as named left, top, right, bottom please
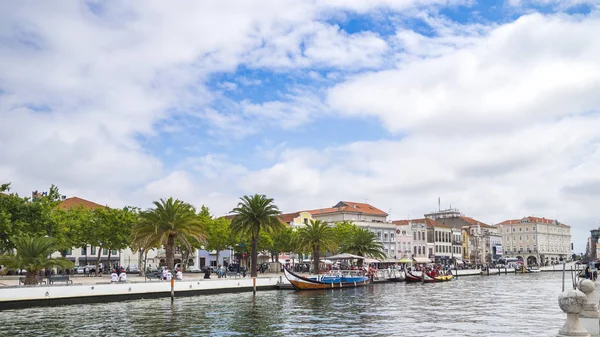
left=557, top=288, right=591, bottom=337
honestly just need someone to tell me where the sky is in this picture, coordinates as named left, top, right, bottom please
left=0, top=0, right=599, bottom=253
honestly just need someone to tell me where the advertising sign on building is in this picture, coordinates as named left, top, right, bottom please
left=495, top=245, right=503, bottom=256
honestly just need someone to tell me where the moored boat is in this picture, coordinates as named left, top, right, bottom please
left=386, top=270, right=406, bottom=282
left=283, top=268, right=371, bottom=290
left=405, top=270, right=454, bottom=283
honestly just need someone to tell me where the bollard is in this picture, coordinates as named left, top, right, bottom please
left=578, top=279, right=600, bottom=336
left=557, top=288, right=591, bottom=337
left=170, top=278, right=175, bottom=302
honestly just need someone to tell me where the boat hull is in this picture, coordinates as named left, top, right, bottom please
left=405, top=270, right=454, bottom=283
left=386, top=271, right=406, bottom=282
left=284, top=269, right=371, bottom=290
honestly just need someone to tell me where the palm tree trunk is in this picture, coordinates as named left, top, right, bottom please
left=25, top=270, right=39, bottom=285
left=251, top=236, right=258, bottom=278
left=166, top=234, right=175, bottom=272
left=313, top=246, right=320, bottom=275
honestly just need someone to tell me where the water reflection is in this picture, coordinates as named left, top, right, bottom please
left=0, top=272, right=567, bottom=336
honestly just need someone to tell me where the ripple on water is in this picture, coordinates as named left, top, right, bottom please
left=0, top=272, right=569, bottom=336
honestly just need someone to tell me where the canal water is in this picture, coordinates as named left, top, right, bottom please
left=0, top=272, right=569, bottom=336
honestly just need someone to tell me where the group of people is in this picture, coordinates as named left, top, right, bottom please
left=160, top=268, right=183, bottom=281
left=110, top=269, right=128, bottom=283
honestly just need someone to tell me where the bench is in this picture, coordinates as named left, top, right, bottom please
left=19, top=277, right=46, bottom=285
left=226, top=272, right=240, bottom=278
left=47, top=275, right=73, bottom=285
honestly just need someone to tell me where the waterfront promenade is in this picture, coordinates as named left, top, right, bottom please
left=0, top=262, right=578, bottom=310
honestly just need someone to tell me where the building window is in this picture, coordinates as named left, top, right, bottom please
left=402, top=231, right=406, bottom=235
left=303, top=218, right=308, bottom=225
left=90, top=247, right=96, bottom=255
left=384, top=233, right=388, bottom=242
left=413, top=232, right=417, bottom=240
left=390, top=233, right=395, bottom=241
left=414, top=246, right=417, bottom=255
left=418, top=246, right=422, bottom=255
left=112, top=250, right=117, bottom=255
left=65, top=249, right=72, bottom=256
left=103, top=248, right=108, bottom=255
left=81, top=247, right=86, bottom=255
left=513, top=228, right=515, bottom=232
left=377, top=231, right=382, bottom=240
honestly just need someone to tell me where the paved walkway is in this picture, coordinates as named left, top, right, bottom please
left=0, top=272, right=285, bottom=287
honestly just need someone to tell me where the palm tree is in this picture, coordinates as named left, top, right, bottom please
left=0, top=236, right=73, bottom=285
left=342, top=228, right=386, bottom=267
left=132, top=198, right=206, bottom=272
left=297, top=220, right=337, bottom=274
left=230, top=194, right=283, bottom=278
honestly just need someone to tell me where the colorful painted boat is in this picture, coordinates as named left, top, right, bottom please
left=405, top=270, right=454, bottom=283
left=283, top=268, right=371, bottom=290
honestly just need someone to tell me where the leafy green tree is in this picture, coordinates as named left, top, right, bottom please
left=271, top=226, right=294, bottom=262
left=0, top=236, right=73, bottom=285
left=86, top=207, right=138, bottom=275
left=342, top=228, right=386, bottom=267
left=230, top=194, right=283, bottom=278
left=132, top=198, right=206, bottom=272
left=205, top=216, right=233, bottom=268
left=297, top=220, right=337, bottom=274
left=332, top=221, right=358, bottom=254
left=51, top=206, right=94, bottom=256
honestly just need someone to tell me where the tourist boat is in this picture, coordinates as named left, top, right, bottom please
left=525, top=267, right=541, bottom=273
left=405, top=270, right=454, bottom=283
left=283, top=268, right=371, bottom=290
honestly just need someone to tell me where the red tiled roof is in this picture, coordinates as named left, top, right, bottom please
left=279, top=212, right=300, bottom=224
left=392, top=220, right=409, bottom=226
left=499, top=216, right=570, bottom=228
left=58, top=197, right=105, bottom=210
left=460, top=216, right=493, bottom=228
left=0, top=192, right=7, bottom=197
left=306, top=201, right=388, bottom=216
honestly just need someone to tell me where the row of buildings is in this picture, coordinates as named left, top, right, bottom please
left=35, top=194, right=572, bottom=269
left=280, top=201, right=572, bottom=267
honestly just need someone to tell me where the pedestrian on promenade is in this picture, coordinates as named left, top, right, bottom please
left=176, top=268, right=183, bottom=281
left=166, top=269, right=172, bottom=281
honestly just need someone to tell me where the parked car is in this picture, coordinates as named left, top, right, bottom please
left=186, top=266, right=201, bottom=273
left=126, top=265, right=139, bottom=273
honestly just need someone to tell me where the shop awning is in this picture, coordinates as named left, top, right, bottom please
left=413, top=257, right=431, bottom=264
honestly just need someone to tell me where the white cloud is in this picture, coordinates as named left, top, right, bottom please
left=1, top=1, right=598, bottom=254
left=328, top=13, right=600, bottom=135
